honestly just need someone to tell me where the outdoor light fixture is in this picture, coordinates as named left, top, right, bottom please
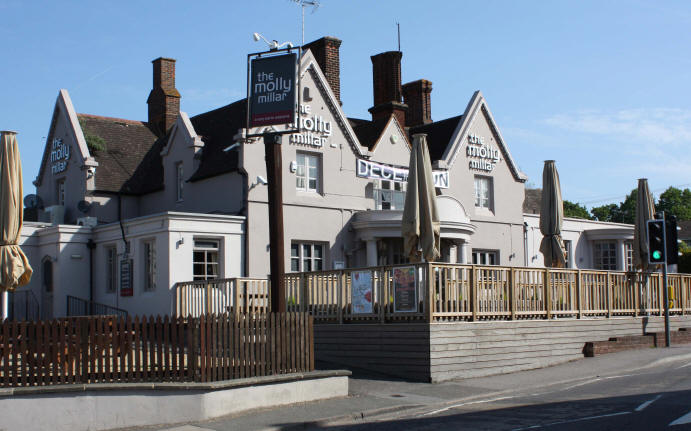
left=223, top=143, right=239, bottom=152
left=257, top=175, right=268, bottom=185
left=252, top=32, right=294, bottom=51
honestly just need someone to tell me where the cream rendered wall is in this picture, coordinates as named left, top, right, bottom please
left=442, top=105, right=526, bottom=266
left=92, top=212, right=244, bottom=316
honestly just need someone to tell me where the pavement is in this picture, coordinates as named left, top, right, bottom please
left=128, top=345, right=691, bottom=431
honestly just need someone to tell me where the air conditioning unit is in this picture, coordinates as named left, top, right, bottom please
left=77, top=217, right=97, bottom=228
left=45, top=205, right=65, bottom=225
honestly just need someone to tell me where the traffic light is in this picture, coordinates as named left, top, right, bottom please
left=666, top=215, right=681, bottom=265
left=647, top=219, right=666, bottom=264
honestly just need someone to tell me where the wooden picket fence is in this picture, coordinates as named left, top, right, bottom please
left=0, top=313, right=313, bottom=388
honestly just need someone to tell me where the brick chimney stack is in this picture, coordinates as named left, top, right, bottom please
left=368, top=51, right=408, bottom=127
left=147, top=57, right=181, bottom=137
left=303, top=36, right=342, bottom=104
left=402, top=79, right=433, bottom=127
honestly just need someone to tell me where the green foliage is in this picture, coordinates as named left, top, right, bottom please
left=563, top=200, right=592, bottom=220
left=78, top=119, right=107, bottom=152
left=657, top=187, right=691, bottom=220
left=590, top=189, right=637, bottom=223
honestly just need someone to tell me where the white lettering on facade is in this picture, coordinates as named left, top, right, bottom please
left=50, top=138, right=70, bottom=175
left=290, top=103, right=333, bottom=148
left=356, top=159, right=449, bottom=189
left=466, top=133, right=500, bottom=172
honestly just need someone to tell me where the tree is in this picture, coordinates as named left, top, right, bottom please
left=590, top=189, right=637, bottom=223
left=563, top=200, right=592, bottom=219
left=656, top=187, right=691, bottom=220
left=591, top=203, right=618, bottom=222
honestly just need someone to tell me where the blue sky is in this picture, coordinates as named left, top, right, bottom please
left=1, top=1, right=690, bottom=208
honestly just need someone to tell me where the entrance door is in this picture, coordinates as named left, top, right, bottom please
left=41, top=259, right=53, bottom=319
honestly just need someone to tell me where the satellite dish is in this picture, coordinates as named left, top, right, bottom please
left=77, top=200, right=92, bottom=213
left=24, top=194, right=43, bottom=209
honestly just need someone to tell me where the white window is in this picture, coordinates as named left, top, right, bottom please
left=290, top=242, right=325, bottom=272
left=374, top=180, right=406, bottom=210
left=57, top=179, right=66, bottom=206
left=625, top=241, right=633, bottom=271
left=194, top=239, right=219, bottom=281
left=594, top=241, right=617, bottom=271
left=105, top=246, right=117, bottom=293
left=176, top=162, right=184, bottom=201
left=474, top=176, right=493, bottom=210
left=296, top=152, right=320, bottom=192
left=143, top=240, right=156, bottom=291
left=472, top=249, right=498, bottom=265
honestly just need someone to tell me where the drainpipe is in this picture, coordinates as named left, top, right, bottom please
left=523, top=222, right=529, bottom=267
left=87, top=239, right=96, bottom=314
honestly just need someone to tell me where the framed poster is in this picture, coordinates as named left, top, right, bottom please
left=393, top=266, right=417, bottom=313
left=120, top=259, right=133, bottom=297
left=351, top=270, right=373, bottom=314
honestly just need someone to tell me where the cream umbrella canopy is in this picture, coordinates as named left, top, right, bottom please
left=539, top=160, right=567, bottom=268
left=402, top=133, right=440, bottom=262
left=0, top=131, right=32, bottom=320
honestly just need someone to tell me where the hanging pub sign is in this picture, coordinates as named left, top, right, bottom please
left=248, top=53, right=297, bottom=128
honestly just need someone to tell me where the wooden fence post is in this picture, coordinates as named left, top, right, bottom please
left=545, top=269, right=552, bottom=319
left=682, top=275, right=687, bottom=316
left=606, top=273, right=612, bottom=318
left=634, top=273, right=640, bottom=317
left=658, top=273, right=664, bottom=316
left=510, top=268, right=516, bottom=320
left=337, top=271, right=344, bottom=324
left=471, top=266, right=478, bottom=322
left=426, top=263, right=434, bottom=323
left=577, top=270, right=582, bottom=319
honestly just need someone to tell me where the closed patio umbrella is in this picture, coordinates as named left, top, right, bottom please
left=0, top=131, right=32, bottom=320
left=402, top=133, right=440, bottom=262
left=633, top=178, right=655, bottom=314
left=539, top=160, right=566, bottom=268
left=633, top=178, right=655, bottom=270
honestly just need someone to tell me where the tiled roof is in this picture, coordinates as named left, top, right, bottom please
left=408, top=115, right=463, bottom=161
left=188, top=99, right=245, bottom=182
left=349, top=117, right=390, bottom=151
left=523, top=188, right=542, bottom=214
left=77, top=114, right=158, bottom=193
left=122, top=134, right=166, bottom=195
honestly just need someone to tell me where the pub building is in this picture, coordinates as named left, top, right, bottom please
left=18, top=36, right=633, bottom=318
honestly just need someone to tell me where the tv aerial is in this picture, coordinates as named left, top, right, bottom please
left=77, top=200, right=92, bottom=213
left=291, top=0, right=320, bottom=46
left=23, top=194, right=43, bottom=210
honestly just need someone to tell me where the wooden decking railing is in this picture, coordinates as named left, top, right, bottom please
left=175, top=278, right=269, bottom=317
left=174, top=265, right=691, bottom=323
left=0, top=313, right=313, bottom=388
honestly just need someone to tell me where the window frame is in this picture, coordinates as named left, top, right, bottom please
left=290, top=242, right=326, bottom=272
left=473, top=175, right=493, bottom=211
left=193, top=239, right=221, bottom=281
left=295, top=152, right=321, bottom=193
left=472, top=249, right=499, bottom=266
left=593, top=241, right=617, bottom=271
left=56, top=178, right=66, bottom=206
left=374, top=179, right=406, bottom=210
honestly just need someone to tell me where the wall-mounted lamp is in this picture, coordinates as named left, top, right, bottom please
left=257, top=175, right=268, bottom=185
left=223, top=143, right=239, bottom=152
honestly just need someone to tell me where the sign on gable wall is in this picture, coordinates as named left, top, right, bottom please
left=466, top=133, right=501, bottom=173
left=289, top=103, right=334, bottom=148
left=50, top=138, right=70, bottom=174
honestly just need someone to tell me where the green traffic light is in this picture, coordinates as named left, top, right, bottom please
left=652, top=250, right=662, bottom=260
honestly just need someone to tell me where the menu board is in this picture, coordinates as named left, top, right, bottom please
left=393, top=266, right=417, bottom=313
left=120, top=259, right=133, bottom=297
left=351, top=270, right=373, bottom=314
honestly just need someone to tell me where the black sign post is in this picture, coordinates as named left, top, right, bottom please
left=247, top=49, right=299, bottom=313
